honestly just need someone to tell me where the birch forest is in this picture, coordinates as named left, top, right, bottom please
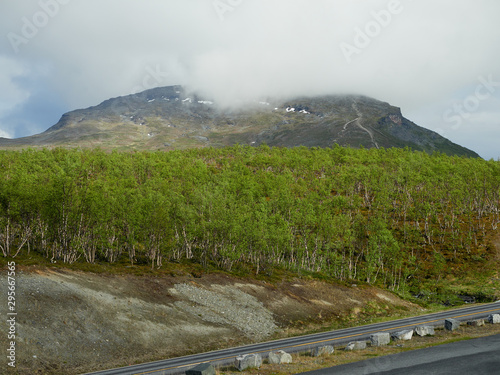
left=1, top=146, right=499, bottom=291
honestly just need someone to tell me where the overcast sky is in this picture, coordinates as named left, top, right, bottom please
left=1, top=0, right=499, bottom=159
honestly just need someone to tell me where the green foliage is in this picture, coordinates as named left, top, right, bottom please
left=0, top=146, right=498, bottom=291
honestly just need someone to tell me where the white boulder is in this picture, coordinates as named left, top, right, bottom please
left=268, top=350, right=292, bottom=364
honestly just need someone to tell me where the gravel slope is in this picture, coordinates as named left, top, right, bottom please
left=0, top=268, right=417, bottom=374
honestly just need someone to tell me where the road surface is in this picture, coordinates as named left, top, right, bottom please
left=299, top=333, right=500, bottom=375
left=82, top=302, right=500, bottom=375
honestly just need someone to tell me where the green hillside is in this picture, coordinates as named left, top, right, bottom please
left=0, top=146, right=498, bottom=303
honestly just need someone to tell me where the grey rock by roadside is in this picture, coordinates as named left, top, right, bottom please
left=489, top=314, right=500, bottom=324
left=185, top=362, right=216, bottom=375
left=467, top=319, right=485, bottom=327
left=345, top=341, right=367, bottom=351
left=414, top=325, right=435, bottom=336
left=391, top=329, right=414, bottom=341
left=235, top=354, right=262, bottom=371
left=445, top=318, right=460, bottom=331
left=312, top=346, right=334, bottom=357
left=268, top=350, right=292, bottom=364
left=370, top=332, right=390, bottom=346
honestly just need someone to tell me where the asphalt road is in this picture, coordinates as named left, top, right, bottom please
left=298, top=333, right=500, bottom=375
left=82, top=302, right=500, bottom=375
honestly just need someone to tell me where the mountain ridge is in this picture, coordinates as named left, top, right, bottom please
left=0, top=85, right=480, bottom=157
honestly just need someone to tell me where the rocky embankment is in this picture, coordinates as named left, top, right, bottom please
left=0, top=268, right=418, bottom=374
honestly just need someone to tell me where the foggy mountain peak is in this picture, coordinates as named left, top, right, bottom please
left=0, top=85, right=480, bottom=158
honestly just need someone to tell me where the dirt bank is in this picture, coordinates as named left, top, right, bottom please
left=0, top=268, right=418, bottom=374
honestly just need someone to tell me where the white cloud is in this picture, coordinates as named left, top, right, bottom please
left=0, top=57, right=30, bottom=113
left=0, top=57, right=31, bottom=138
left=0, top=126, right=13, bottom=139
left=0, top=0, right=499, bottom=158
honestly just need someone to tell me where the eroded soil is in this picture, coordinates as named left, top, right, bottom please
left=0, top=268, right=419, bottom=374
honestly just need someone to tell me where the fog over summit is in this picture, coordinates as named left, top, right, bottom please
left=1, top=0, right=499, bottom=158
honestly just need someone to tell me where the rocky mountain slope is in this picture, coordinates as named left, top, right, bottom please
left=0, top=85, right=479, bottom=157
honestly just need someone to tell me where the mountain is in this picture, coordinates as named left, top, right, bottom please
left=0, top=85, right=480, bottom=157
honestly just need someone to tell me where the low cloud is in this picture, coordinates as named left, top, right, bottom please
left=0, top=0, right=499, bottom=158
left=0, top=125, right=13, bottom=139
